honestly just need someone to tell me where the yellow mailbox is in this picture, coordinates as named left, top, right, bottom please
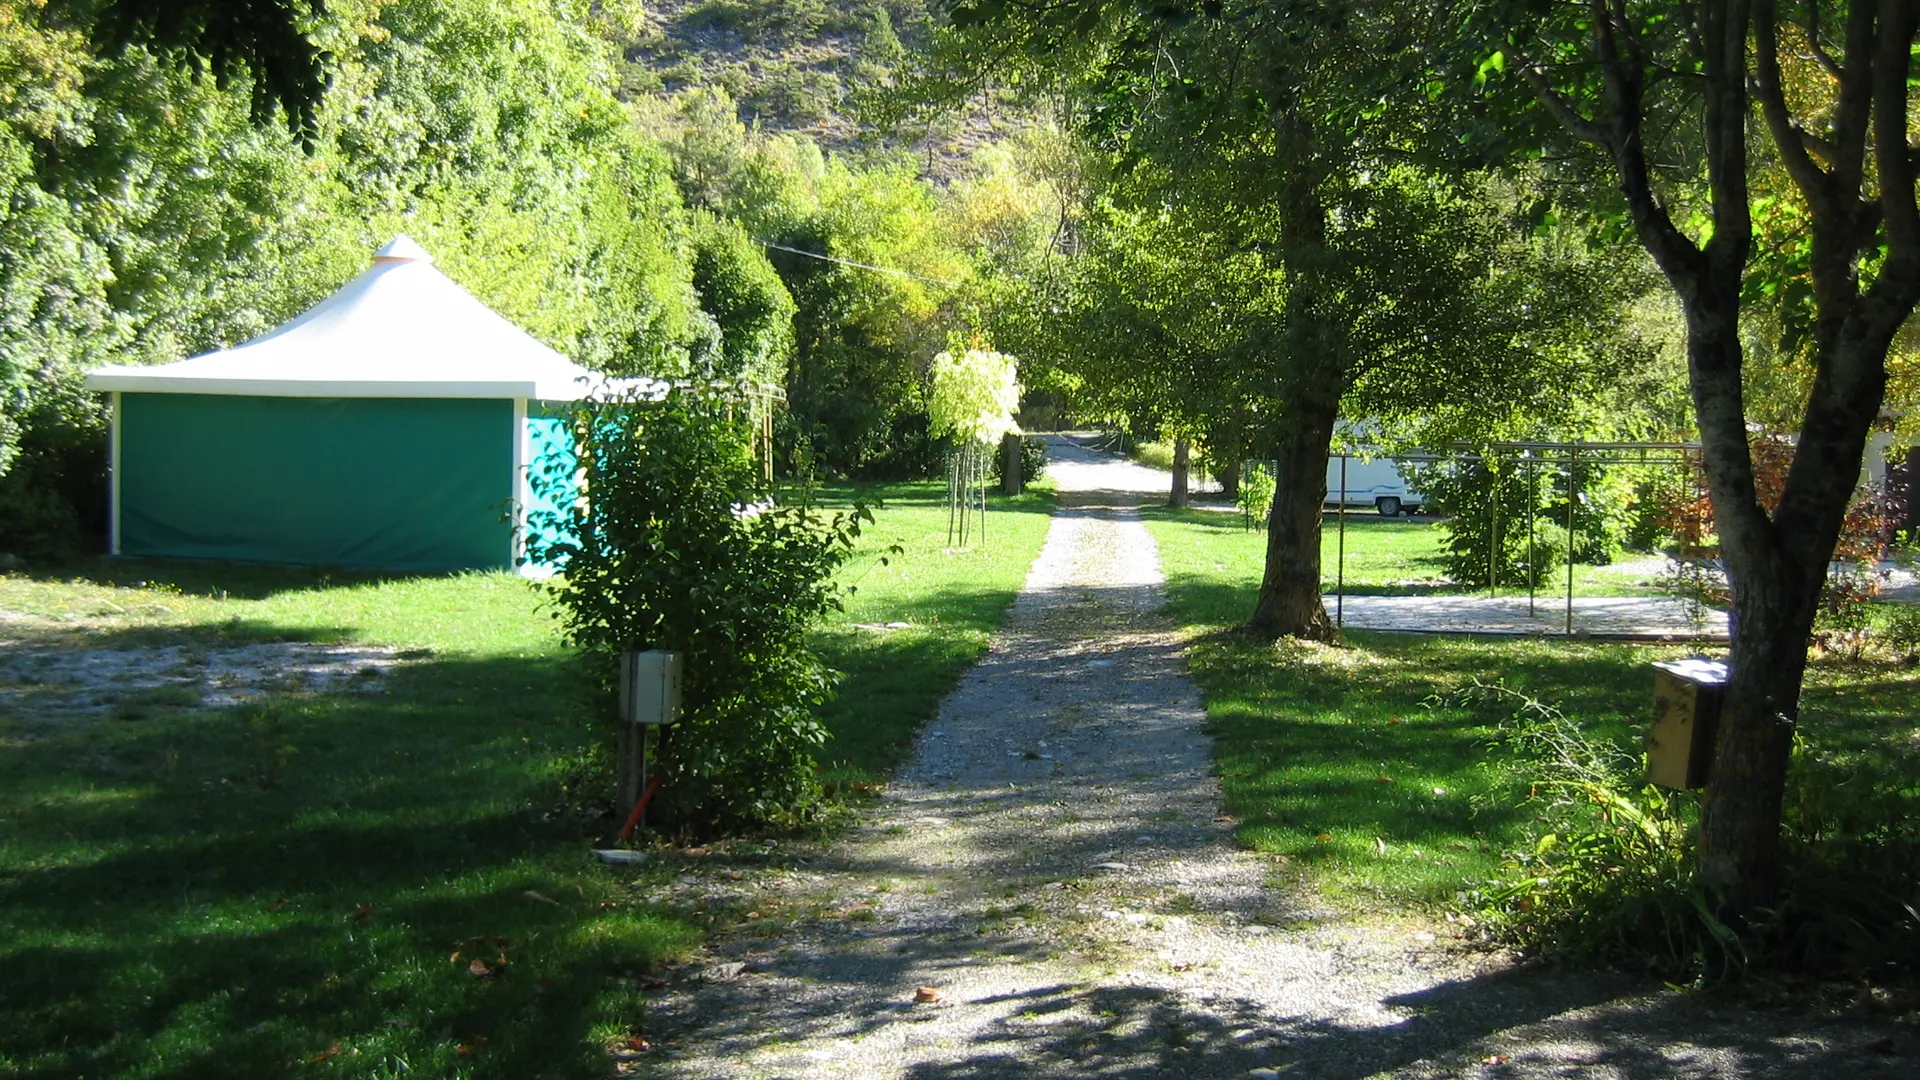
left=1648, top=658, right=1727, bottom=789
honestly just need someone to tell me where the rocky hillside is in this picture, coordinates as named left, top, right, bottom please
left=616, top=0, right=1020, bottom=172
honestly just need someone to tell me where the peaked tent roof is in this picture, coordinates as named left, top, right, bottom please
left=86, top=235, right=651, bottom=401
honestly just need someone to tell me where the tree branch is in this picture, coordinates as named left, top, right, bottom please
left=1804, top=3, right=1844, bottom=80
left=1516, top=62, right=1607, bottom=145
left=1873, top=0, right=1920, bottom=264
left=1825, top=0, right=1879, bottom=195
left=1753, top=0, right=1836, bottom=217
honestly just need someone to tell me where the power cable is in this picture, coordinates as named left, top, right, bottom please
left=752, top=239, right=966, bottom=288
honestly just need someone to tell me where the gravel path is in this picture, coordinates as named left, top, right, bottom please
left=637, top=436, right=1906, bottom=1079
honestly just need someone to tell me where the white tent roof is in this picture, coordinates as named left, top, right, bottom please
left=85, top=235, right=656, bottom=401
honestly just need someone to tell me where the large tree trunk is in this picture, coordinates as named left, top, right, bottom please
left=1244, top=105, right=1341, bottom=641
left=1245, top=390, right=1338, bottom=639
left=1169, top=436, right=1190, bottom=508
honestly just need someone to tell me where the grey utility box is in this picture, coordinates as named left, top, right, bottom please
left=1648, top=658, right=1727, bottom=789
left=619, top=649, right=683, bottom=727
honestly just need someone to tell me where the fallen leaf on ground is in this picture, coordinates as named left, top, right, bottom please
left=1481, top=1054, right=1510, bottom=1065
left=353, top=904, right=372, bottom=924
left=467, top=959, right=492, bottom=978
left=914, top=986, right=942, bottom=1003
left=623, top=1036, right=651, bottom=1052
left=309, top=1042, right=343, bottom=1064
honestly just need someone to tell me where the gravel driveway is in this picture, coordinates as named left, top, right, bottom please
left=638, top=436, right=1906, bottom=1079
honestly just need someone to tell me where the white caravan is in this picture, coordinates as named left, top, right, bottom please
left=1326, top=453, right=1425, bottom=516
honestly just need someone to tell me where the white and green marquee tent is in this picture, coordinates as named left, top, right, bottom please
left=85, top=236, right=642, bottom=574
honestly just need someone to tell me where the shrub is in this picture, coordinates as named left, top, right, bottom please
left=1456, top=681, right=1920, bottom=982
left=1237, top=461, right=1275, bottom=530
left=988, top=435, right=1046, bottom=488
left=0, top=380, right=107, bottom=560
left=1417, top=462, right=1567, bottom=588
left=530, top=391, right=867, bottom=830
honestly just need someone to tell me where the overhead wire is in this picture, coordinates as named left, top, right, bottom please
left=752, top=238, right=967, bottom=288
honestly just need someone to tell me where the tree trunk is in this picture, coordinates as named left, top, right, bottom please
left=1000, top=432, right=1022, bottom=496
left=1245, top=391, right=1338, bottom=640
left=1169, top=436, right=1190, bottom=508
left=1216, top=455, right=1241, bottom=499
left=1245, top=105, right=1341, bottom=641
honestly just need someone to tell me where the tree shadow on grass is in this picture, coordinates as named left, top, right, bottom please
left=0, top=644, right=687, bottom=1080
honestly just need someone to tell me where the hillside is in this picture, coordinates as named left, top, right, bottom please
left=616, top=0, right=1019, bottom=174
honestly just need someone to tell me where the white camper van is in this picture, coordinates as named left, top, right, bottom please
left=1326, top=454, right=1425, bottom=516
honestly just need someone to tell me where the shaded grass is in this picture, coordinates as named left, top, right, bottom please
left=1144, top=512, right=1920, bottom=910
left=806, top=480, right=1056, bottom=784
left=0, top=574, right=698, bottom=1079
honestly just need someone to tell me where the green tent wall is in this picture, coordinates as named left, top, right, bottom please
left=86, top=236, right=618, bottom=575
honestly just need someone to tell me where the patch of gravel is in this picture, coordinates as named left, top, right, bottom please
left=0, top=640, right=411, bottom=720
left=634, top=436, right=1907, bottom=1079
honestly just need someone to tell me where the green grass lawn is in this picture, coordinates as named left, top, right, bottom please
left=1143, top=511, right=1920, bottom=910
left=0, top=565, right=697, bottom=1079
left=1147, top=504, right=1685, bottom=598
left=0, top=481, right=1056, bottom=1079
left=806, top=480, right=1056, bottom=784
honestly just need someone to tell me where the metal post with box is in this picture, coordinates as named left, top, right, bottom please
left=1647, top=657, right=1727, bottom=789
left=617, top=650, right=683, bottom=823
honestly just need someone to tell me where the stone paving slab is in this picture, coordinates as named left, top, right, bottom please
left=1328, top=593, right=1729, bottom=640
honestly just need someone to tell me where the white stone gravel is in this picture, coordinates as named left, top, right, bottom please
left=638, top=435, right=1906, bottom=1079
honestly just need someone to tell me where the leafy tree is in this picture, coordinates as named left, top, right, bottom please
left=1464, top=0, right=1920, bottom=907
left=689, top=211, right=797, bottom=384
left=924, top=0, right=1639, bottom=638
left=52, top=0, right=330, bottom=139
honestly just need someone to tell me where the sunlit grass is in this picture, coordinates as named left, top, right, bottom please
left=1144, top=511, right=1920, bottom=910
left=808, top=479, right=1057, bottom=784
left=1144, top=504, right=1680, bottom=598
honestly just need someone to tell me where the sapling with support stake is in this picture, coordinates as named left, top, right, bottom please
left=928, top=346, right=1022, bottom=548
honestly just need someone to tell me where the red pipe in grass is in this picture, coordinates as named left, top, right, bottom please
left=617, top=775, right=663, bottom=843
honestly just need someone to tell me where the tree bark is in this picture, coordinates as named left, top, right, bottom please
left=1170, top=436, right=1191, bottom=508
left=1244, top=103, right=1342, bottom=641
left=1245, top=389, right=1338, bottom=640
left=1000, top=432, right=1022, bottom=496
left=1216, top=454, right=1241, bottom=499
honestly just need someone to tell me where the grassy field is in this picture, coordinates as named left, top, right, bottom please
left=1145, top=504, right=1688, bottom=598
left=0, top=480, right=1054, bottom=1079
left=1142, top=511, right=1920, bottom=909
left=807, top=480, right=1056, bottom=784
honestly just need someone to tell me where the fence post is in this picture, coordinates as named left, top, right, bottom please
left=1566, top=444, right=1578, bottom=635
left=1337, top=454, right=1347, bottom=630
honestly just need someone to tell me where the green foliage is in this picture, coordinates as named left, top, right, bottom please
left=1237, top=461, right=1275, bottom=530
left=986, top=433, right=1047, bottom=488
left=690, top=211, right=796, bottom=383
left=531, top=393, right=867, bottom=830
left=1463, top=683, right=1920, bottom=981
left=1417, top=462, right=1569, bottom=588
left=928, top=347, right=1020, bottom=445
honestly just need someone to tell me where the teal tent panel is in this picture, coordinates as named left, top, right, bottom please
left=522, top=403, right=579, bottom=571
left=120, top=394, right=512, bottom=570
